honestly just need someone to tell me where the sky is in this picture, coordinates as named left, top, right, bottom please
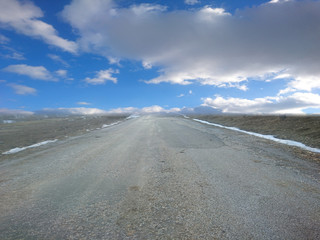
left=1, top=0, right=320, bottom=115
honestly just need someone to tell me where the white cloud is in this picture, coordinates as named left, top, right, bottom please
left=0, top=34, right=10, bottom=44
left=131, top=4, right=167, bottom=16
left=55, top=69, right=67, bottom=78
left=62, top=0, right=320, bottom=91
left=202, top=92, right=320, bottom=114
left=185, top=0, right=200, bottom=5
left=108, top=56, right=121, bottom=66
left=178, top=90, right=193, bottom=98
left=2, top=51, right=25, bottom=60
left=141, top=105, right=164, bottom=113
left=8, top=83, right=37, bottom=95
left=44, top=107, right=108, bottom=115
left=268, top=0, right=292, bottom=4
left=0, top=36, right=25, bottom=60
left=48, top=54, right=70, bottom=67
left=77, top=101, right=91, bottom=105
left=108, top=107, right=138, bottom=114
left=0, top=0, right=77, bottom=53
left=141, top=105, right=180, bottom=113
left=85, top=68, right=119, bottom=85
left=3, top=64, right=55, bottom=81
left=0, top=108, right=33, bottom=115
left=107, top=105, right=181, bottom=114
left=142, top=61, right=152, bottom=69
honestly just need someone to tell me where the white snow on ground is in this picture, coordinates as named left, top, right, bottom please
left=193, top=119, right=320, bottom=153
left=127, top=114, right=140, bottom=119
left=2, top=120, right=15, bottom=124
left=102, top=121, right=121, bottom=128
left=3, top=139, right=58, bottom=155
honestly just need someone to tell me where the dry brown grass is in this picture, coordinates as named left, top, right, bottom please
left=0, top=115, right=127, bottom=154
left=191, top=115, right=320, bottom=149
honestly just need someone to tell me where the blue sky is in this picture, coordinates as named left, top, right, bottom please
left=1, top=0, right=320, bottom=115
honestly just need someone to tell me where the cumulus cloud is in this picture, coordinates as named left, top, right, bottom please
left=62, top=0, right=320, bottom=91
left=141, top=105, right=165, bottom=113
left=141, top=105, right=180, bottom=113
left=0, top=0, right=77, bottom=53
left=202, top=92, right=320, bottom=114
left=42, top=106, right=180, bottom=115
left=3, top=64, right=55, bottom=81
left=108, top=105, right=181, bottom=114
left=85, top=68, right=119, bottom=85
left=8, top=83, right=37, bottom=95
left=108, top=107, right=138, bottom=114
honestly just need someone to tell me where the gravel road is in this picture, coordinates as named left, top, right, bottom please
left=0, top=116, right=319, bottom=239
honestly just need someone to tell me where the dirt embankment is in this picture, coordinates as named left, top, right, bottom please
left=190, top=115, right=320, bottom=149
left=0, top=115, right=127, bottom=154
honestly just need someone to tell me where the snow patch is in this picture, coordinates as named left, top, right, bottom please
left=3, top=139, right=58, bottom=155
left=102, top=121, right=120, bottom=128
left=2, top=120, right=15, bottom=124
left=127, top=114, right=140, bottom=119
left=193, top=119, right=320, bottom=153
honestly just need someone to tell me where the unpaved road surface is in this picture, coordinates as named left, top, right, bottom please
left=1, top=116, right=319, bottom=239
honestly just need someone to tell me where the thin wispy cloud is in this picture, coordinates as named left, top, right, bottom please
left=0, top=34, right=10, bottom=44
left=3, top=64, right=56, bottom=81
left=48, top=54, right=70, bottom=67
left=77, top=102, right=91, bottom=105
left=8, top=83, right=37, bottom=95
left=55, top=69, right=68, bottom=78
left=185, top=0, right=200, bottom=5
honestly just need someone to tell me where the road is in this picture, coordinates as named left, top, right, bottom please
left=0, top=116, right=319, bottom=239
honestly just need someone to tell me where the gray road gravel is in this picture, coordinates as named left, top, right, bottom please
left=0, top=116, right=319, bottom=239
